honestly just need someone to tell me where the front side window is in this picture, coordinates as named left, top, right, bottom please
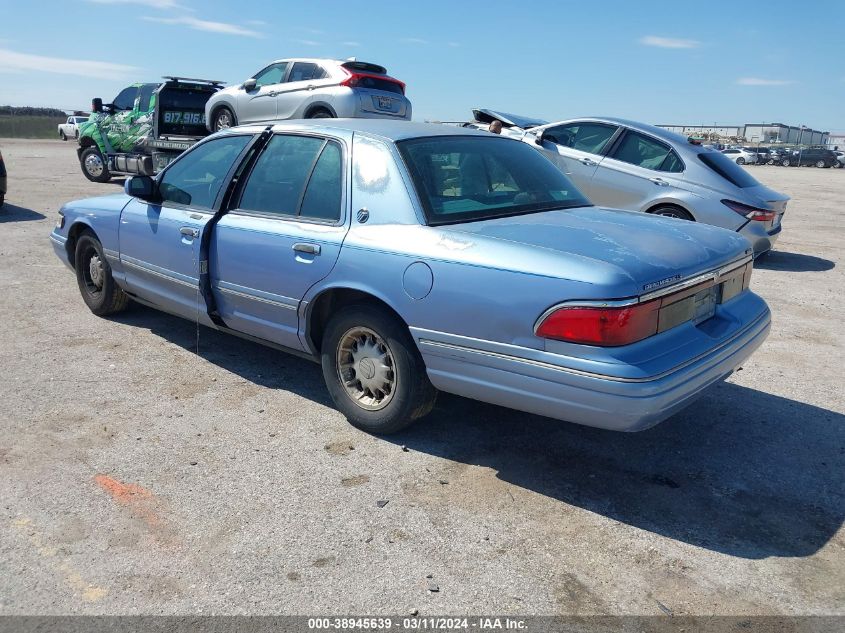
left=398, top=136, right=590, bottom=225
left=288, top=62, right=326, bottom=82
left=543, top=122, right=618, bottom=154
left=159, top=135, right=252, bottom=208
left=611, top=131, right=676, bottom=171
left=112, top=86, right=138, bottom=111
left=253, top=62, right=288, bottom=87
left=238, top=134, right=342, bottom=221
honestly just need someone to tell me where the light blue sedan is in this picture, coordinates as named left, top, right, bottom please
left=50, top=120, right=770, bottom=434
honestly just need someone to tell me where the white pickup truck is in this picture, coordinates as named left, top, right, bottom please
left=58, top=116, right=89, bottom=141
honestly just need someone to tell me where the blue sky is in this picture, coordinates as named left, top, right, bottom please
left=1, top=0, right=843, bottom=130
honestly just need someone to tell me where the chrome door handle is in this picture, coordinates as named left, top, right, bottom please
left=180, top=227, right=199, bottom=238
left=306, top=84, right=316, bottom=91
left=293, top=242, right=321, bottom=255
left=649, top=178, right=669, bottom=186
left=579, top=158, right=598, bottom=166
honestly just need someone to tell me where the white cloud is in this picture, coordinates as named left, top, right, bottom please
left=341, top=41, right=361, bottom=47
left=87, top=0, right=182, bottom=8
left=142, top=16, right=262, bottom=38
left=0, top=48, right=139, bottom=80
left=293, top=39, right=322, bottom=47
left=736, top=77, right=794, bottom=86
left=639, top=35, right=700, bottom=49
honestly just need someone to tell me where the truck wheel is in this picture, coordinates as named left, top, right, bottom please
left=60, top=130, right=67, bottom=141
left=321, top=305, right=437, bottom=435
left=212, top=107, right=236, bottom=132
left=80, top=147, right=111, bottom=183
left=74, top=232, right=129, bottom=316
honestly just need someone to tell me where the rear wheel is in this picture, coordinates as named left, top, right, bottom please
left=321, top=305, right=437, bottom=434
left=74, top=232, right=129, bottom=316
left=212, top=106, right=236, bottom=132
left=307, top=108, right=334, bottom=119
left=649, top=205, right=694, bottom=221
left=80, top=146, right=111, bottom=183
left=815, top=160, right=827, bottom=168
left=781, top=159, right=791, bottom=167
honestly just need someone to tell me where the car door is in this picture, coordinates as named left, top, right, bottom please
left=211, top=132, right=349, bottom=350
left=274, top=62, right=331, bottom=119
left=534, top=121, right=619, bottom=199
left=118, top=133, right=254, bottom=320
left=589, top=129, right=686, bottom=211
left=236, top=62, right=289, bottom=123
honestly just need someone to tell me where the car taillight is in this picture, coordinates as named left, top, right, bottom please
left=722, top=199, right=775, bottom=222
left=340, top=70, right=405, bottom=95
left=535, top=300, right=661, bottom=346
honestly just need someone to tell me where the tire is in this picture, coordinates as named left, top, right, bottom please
left=736, top=157, right=745, bottom=165
left=212, top=106, right=236, bottom=132
left=60, top=130, right=67, bottom=141
left=80, top=146, right=111, bottom=183
left=833, top=162, right=843, bottom=169
left=815, top=160, right=827, bottom=168
left=307, top=108, right=334, bottom=119
left=74, top=232, right=129, bottom=316
left=781, top=159, right=791, bottom=167
left=649, top=205, right=694, bottom=221
left=321, top=304, right=437, bottom=434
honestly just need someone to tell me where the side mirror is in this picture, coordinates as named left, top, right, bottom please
left=125, top=175, right=158, bottom=201
left=92, top=98, right=103, bottom=113
left=242, top=78, right=257, bottom=91
left=533, top=130, right=544, bottom=145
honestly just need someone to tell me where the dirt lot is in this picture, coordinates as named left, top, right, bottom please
left=0, top=137, right=842, bottom=616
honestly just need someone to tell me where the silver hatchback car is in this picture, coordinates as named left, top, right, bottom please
left=524, top=117, right=789, bottom=256
left=205, top=58, right=411, bottom=131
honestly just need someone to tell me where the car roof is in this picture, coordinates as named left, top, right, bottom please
left=233, top=119, right=494, bottom=142
left=545, top=116, right=695, bottom=147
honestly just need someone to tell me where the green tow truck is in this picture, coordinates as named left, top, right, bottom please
left=77, top=76, right=223, bottom=182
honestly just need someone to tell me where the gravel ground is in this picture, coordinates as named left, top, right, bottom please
left=0, top=138, right=842, bottom=616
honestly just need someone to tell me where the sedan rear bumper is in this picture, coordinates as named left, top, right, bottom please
left=413, top=304, right=770, bottom=432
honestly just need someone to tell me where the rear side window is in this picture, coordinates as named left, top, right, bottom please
left=698, top=151, right=761, bottom=188
left=288, top=62, right=326, bottom=82
left=542, top=122, right=618, bottom=154
left=137, top=83, right=157, bottom=112
left=238, top=134, right=342, bottom=221
left=611, top=131, right=678, bottom=171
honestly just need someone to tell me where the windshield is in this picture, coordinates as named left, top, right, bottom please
left=397, top=136, right=590, bottom=225
left=698, top=150, right=762, bottom=188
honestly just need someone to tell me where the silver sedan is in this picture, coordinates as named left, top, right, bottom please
left=524, top=117, right=789, bottom=257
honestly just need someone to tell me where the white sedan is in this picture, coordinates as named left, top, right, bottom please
left=721, top=148, right=758, bottom=165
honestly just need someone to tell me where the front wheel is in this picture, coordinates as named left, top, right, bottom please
left=833, top=162, right=843, bottom=169
left=80, top=146, right=111, bottom=183
left=60, top=131, right=67, bottom=141
left=815, top=160, right=827, bottom=168
left=321, top=305, right=437, bottom=434
left=212, top=106, right=236, bottom=132
left=74, top=232, right=129, bottom=316
left=736, top=157, right=745, bottom=165
left=781, top=159, right=791, bottom=167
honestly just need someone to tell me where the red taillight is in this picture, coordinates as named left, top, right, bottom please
left=535, top=300, right=660, bottom=346
left=721, top=199, right=775, bottom=222
left=340, top=70, right=405, bottom=95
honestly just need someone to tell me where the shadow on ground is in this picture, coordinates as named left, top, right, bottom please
left=756, top=250, right=835, bottom=272
left=115, top=304, right=844, bottom=561
left=0, top=203, right=46, bottom=223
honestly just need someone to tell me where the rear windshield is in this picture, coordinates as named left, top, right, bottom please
left=698, top=151, right=761, bottom=188
left=397, top=136, right=590, bottom=226
left=354, top=75, right=403, bottom=95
